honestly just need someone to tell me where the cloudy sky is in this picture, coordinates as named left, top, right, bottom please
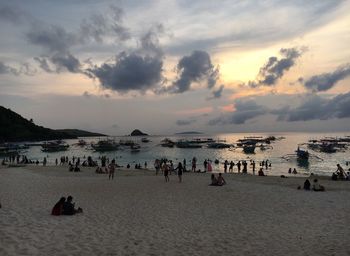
left=1, top=0, right=349, bottom=135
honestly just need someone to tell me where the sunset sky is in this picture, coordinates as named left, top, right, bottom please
left=1, top=0, right=349, bottom=135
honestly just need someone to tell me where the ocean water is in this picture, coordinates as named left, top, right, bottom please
left=8, top=132, right=350, bottom=177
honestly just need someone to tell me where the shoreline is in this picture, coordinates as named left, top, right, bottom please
left=2, top=164, right=349, bottom=191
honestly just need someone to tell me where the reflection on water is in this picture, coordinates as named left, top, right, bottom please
left=9, top=132, right=350, bottom=177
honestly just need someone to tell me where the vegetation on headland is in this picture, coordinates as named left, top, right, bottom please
left=0, top=106, right=106, bottom=142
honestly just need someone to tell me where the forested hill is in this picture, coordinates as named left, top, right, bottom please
left=0, top=106, right=106, bottom=142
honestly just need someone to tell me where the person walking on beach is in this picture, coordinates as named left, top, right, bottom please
left=108, top=159, right=116, bottom=180
left=224, top=160, right=228, bottom=173
left=176, top=162, right=183, bottom=183
left=163, top=163, right=169, bottom=182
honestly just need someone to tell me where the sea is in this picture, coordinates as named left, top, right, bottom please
left=6, top=132, right=350, bottom=177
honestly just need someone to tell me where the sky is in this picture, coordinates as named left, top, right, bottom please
left=0, top=0, right=349, bottom=135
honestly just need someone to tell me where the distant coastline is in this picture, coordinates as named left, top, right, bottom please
left=175, top=131, right=203, bottom=135
left=0, top=106, right=106, bottom=142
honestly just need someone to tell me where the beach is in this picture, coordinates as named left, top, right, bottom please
left=1, top=165, right=349, bottom=256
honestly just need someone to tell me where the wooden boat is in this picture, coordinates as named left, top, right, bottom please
left=41, top=142, right=69, bottom=152
left=91, top=140, right=119, bottom=151
left=160, top=138, right=175, bottom=147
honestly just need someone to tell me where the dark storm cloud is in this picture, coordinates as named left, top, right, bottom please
left=163, top=50, right=219, bottom=93
left=246, top=47, right=304, bottom=87
left=303, top=63, right=350, bottom=92
left=86, top=25, right=165, bottom=93
left=208, top=99, right=268, bottom=125
left=176, top=118, right=197, bottom=126
left=274, top=92, right=350, bottom=121
left=207, top=85, right=224, bottom=100
left=87, top=52, right=163, bottom=93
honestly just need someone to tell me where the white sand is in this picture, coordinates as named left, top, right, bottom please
left=0, top=165, right=349, bottom=256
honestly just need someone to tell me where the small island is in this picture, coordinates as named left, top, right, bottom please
left=130, top=129, right=148, bottom=136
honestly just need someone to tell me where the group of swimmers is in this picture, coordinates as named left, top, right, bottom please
left=51, top=195, right=83, bottom=216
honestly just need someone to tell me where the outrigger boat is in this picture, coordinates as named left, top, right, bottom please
left=91, top=140, right=119, bottom=151
left=160, top=138, right=175, bottom=147
left=176, top=140, right=202, bottom=148
left=207, top=142, right=231, bottom=149
left=141, top=138, right=150, bottom=143
left=41, top=141, right=69, bottom=152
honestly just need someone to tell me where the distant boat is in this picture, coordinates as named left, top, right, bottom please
left=319, top=143, right=337, bottom=153
left=160, top=138, right=175, bottom=147
left=119, top=140, right=135, bottom=146
left=91, top=140, right=119, bottom=151
left=41, top=141, right=69, bottom=152
left=243, top=145, right=255, bottom=154
left=77, top=139, right=87, bottom=146
left=188, top=138, right=214, bottom=144
left=130, top=144, right=141, bottom=153
left=207, top=142, right=231, bottom=149
left=296, top=147, right=309, bottom=160
left=141, top=138, right=150, bottom=143
left=176, top=140, right=202, bottom=148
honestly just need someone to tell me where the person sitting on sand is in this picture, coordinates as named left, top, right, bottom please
left=258, top=168, right=265, bottom=176
left=95, top=166, right=102, bottom=173
left=210, top=174, right=218, bottom=185
left=217, top=173, right=226, bottom=186
left=303, top=179, right=311, bottom=190
left=292, top=168, right=298, bottom=174
left=51, top=197, right=66, bottom=216
left=288, top=168, right=292, bottom=174
left=63, top=196, right=83, bottom=215
left=312, top=179, right=325, bottom=192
